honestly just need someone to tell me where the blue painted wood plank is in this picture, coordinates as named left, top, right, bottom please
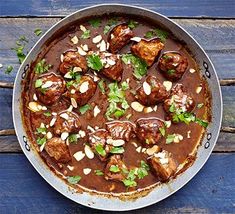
left=0, top=153, right=234, bottom=213
left=1, top=0, right=235, bottom=18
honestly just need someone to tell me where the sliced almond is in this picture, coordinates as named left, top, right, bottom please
left=164, top=120, right=172, bottom=128
left=80, top=25, right=86, bottom=32
left=163, top=81, right=172, bottom=91
left=33, top=94, right=38, bottom=101
left=28, top=102, right=41, bottom=112
left=81, top=44, right=89, bottom=51
left=136, top=146, right=142, bottom=153
left=92, top=35, right=102, bottom=44
left=41, top=106, right=47, bottom=111
left=79, top=81, right=89, bottom=93
left=64, top=72, right=73, bottom=79
left=67, top=105, right=73, bottom=112
left=187, top=130, right=191, bottom=138
left=71, top=35, right=79, bottom=44
left=61, top=132, right=69, bottom=141
left=143, top=81, right=151, bottom=95
left=52, top=112, right=57, bottom=116
left=67, top=165, right=74, bottom=171
left=107, top=58, right=116, bottom=66
left=142, top=148, right=147, bottom=153
left=159, top=158, right=169, bottom=165
left=131, top=37, right=142, bottom=42
left=107, top=139, right=125, bottom=147
left=60, top=113, right=69, bottom=120
left=131, top=142, right=138, bottom=148
left=189, top=68, right=196, bottom=73
left=87, top=125, right=95, bottom=132
left=78, top=130, right=86, bottom=138
left=144, top=107, right=153, bottom=113
left=153, top=105, right=158, bottom=112
left=41, top=81, right=53, bottom=89
left=84, top=145, right=94, bottom=159
left=93, top=105, right=101, bottom=117
left=131, top=101, right=145, bottom=112
left=146, top=145, right=160, bottom=156
left=71, top=98, right=78, bottom=108
left=70, top=89, right=76, bottom=94
left=46, top=132, right=53, bottom=140
left=99, top=40, right=106, bottom=52
left=83, top=168, right=92, bottom=175
left=60, top=54, right=64, bottom=62
left=77, top=47, right=87, bottom=56
left=39, top=141, right=46, bottom=152
left=93, top=76, right=99, bottom=82
left=73, top=151, right=85, bottom=162
left=196, top=86, right=202, bottom=94
left=73, top=66, right=82, bottom=72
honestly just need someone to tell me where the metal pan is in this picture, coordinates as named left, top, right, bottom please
left=12, top=4, right=222, bottom=211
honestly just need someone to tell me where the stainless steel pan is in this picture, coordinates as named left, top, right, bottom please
left=12, top=4, right=222, bottom=211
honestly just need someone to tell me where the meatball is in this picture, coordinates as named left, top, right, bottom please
left=64, top=75, right=97, bottom=106
left=104, top=155, right=128, bottom=182
left=148, top=150, right=177, bottom=182
left=136, top=75, right=169, bottom=106
left=106, top=121, right=135, bottom=141
left=59, top=50, right=87, bottom=75
left=44, top=137, right=71, bottom=163
left=158, top=52, right=188, bottom=81
left=136, top=117, right=164, bottom=145
left=88, top=129, right=112, bottom=161
left=131, top=38, right=164, bottom=67
left=53, top=111, right=81, bottom=135
left=164, top=84, right=195, bottom=120
left=100, top=53, right=123, bottom=82
left=35, top=72, right=66, bottom=105
left=108, top=23, right=134, bottom=53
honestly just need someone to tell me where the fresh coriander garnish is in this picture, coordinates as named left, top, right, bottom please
left=43, top=112, right=51, bottom=117
left=89, top=18, right=101, bottom=28
left=159, top=127, right=166, bottom=136
left=35, top=59, right=52, bottom=74
left=36, top=137, right=46, bottom=145
left=110, top=146, right=125, bottom=154
left=166, top=134, right=175, bottom=144
left=67, top=175, right=81, bottom=184
left=87, top=54, right=103, bottom=71
left=122, top=54, right=147, bottom=80
left=5, top=65, right=13, bottom=74
left=167, top=69, right=175, bottom=75
left=103, top=25, right=111, bottom=34
left=122, top=169, right=137, bottom=188
left=137, top=161, right=150, bottom=179
left=36, top=127, right=47, bottom=135
left=95, top=144, right=106, bottom=157
left=79, top=104, right=91, bottom=115
left=128, top=20, right=138, bottom=29
left=98, top=79, right=105, bottom=94
left=95, top=169, right=104, bottom=176
left=144, top=28, right=168, bottom=42
left=34, top=28, right=42, bottom=36
left=195, top=118, right=208, bottom=128
left=103, top=17, right=119, bottom=34
left=35, top=79, right=43, bottom=88
left=109, top=165, right=120, bottom=173
left=197, top=103, right=204, bottom=109
left=68, top=134, right=78, bottom=143
left=11, top=36, right=28, bottom=64
left=121, top=81, right=129, bottom=90
left=81, top=30, right=90, bottom=39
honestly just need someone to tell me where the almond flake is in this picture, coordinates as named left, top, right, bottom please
left=189, top=68, right=196, bottom=73
left=46, top=132, right=53, bottom=140
left=107, top=58, right=116, bottom=66
left=73, top=151, right=85, bottom=162
left=79, top=81, right=89, bottom=93
left=136, top=146, right=142, bottom=153
left=61, top=132, right=69, bottom=141
left=111, top=34, right=114, bottom=39
left=146, top=145, right=160, bottom=156
left=87, top=125, right=95, bottom=132
left=39, top=142, right=46, bottom=152
left=33, top=94, right=38, bottom=101
left=71, top=35, right=79, bottom=44
left=144, top=107, right=153, bottom=113
left=196, top=86, right=202, bottom=94
left=131, top=101, right=144, bottom=112
left=41, top=106, right=47, bottom=111
left=93, top=76, right=99, bottom=82
left=163, top=81, right=172, bottom=91
left=60, top=54, right=64, bottom=62
left=164, top=120, right=171, bottom=128
left=131, top=37, right=142, bottom=42
left=106, top=139, right=125, bottom=147
left=81, top=44, right=89, bottom=51
left=73, top=66, right=82, bottom=72
left=77, top=47, right=87, bottom=56
left=153, top=105, right=158, bottom=112
left=92, top=35, right=102, bottom=44
left=99, top=40, right=106, bottom=52
left=143, top=81, right=151, bottom=95
left=187, top=130, right=191, bottom=138
left=64, top=72, right=73, bottom=79
left=67, top=165, right=74, bottom=171
left=159, top=158, right=169, bottom=165
left=52, top=112, right=57, bottom=116
left=93, top=105, right=101, bottom=117
left=131, top=142, right=138, bottom=147
left=60, top=113, right=69, bottom=120
left=70, top=89, right=76, bottom=94
left=28, top=102, right=41, bottom=112
left=71, top=98, right=78, bottom=108
left=67, top=105, right=73, bottom=112
left=83, top=168, right=92, bottom=175
left=84, top=145, right=94, bottom=159
left=41, top=81, right=53, bottom=89
left=78, top=130, right=86, bottom=138
left=80, top=25, right=86, bottom=32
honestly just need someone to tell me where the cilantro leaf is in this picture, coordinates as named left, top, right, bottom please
left=95, top=170, right=104, bottom=176
left=159, top=127, right=166, bottom=136
left=196, top=118, right=208, bottom=128
left=109, top=165, right=120, bottom=173
left=79, top=104, right=91, bottom=114
left=95, top=144, right=106, bottom=157
left=67, top=175, right=81, bottom=184
left=110, top=146, right=125, bottom=154
left=144, top=28, right=168, bottom=42
left=197, top=103, right=204, bottom=109
left=34, top=28, right=42, bottom=36
left=87, top=54, right=103, bottom=71
left=5, top=65, right=13, bottom=74
left=43, top=112, right=51, bottom=117
left=166, top=134, right=175, bottom=144
left=128, top=20, right=138, bottom=29
left=98, top=79, right=105, bottom=94
left=137, top=161, right=150, bottom=179
left=89, top=18, right=101, bottom=28
left=81, top=30, right=90, bottom=39
left=36, top=137, right=46, bottom=145
left=35, top=79, right=43, bottom=88
left=68, top=134, right=78, bottom=143
left=35, top=59, right=52, bottom=74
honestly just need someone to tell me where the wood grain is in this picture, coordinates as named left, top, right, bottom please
left=1, top=0, right=235, bottom=18
left=0, top=153, right=234, bottom=213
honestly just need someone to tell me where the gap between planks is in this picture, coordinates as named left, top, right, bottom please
left=1, top=79, right=235, bottom=89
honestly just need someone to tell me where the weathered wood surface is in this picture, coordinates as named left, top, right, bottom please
left=0, top=153, right=234, bottom=213
left=1, top=18, right=235, bottom=82
left=1, top=0, right=235, bottom=18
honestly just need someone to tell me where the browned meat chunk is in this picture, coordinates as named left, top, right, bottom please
left=59, top=51, right=87, bottom=75
left=35, top=72, right=66, bottom=105
left=136, top=117, right=164, bottom=145
left=136, top=75, right=169, bottom=106
left=44, top=137, right=71, bottom=163
left=100, top=53, right=123, bottom=82
left=53, top=111, right=81, bottom=135
left=148, top=150, right=177, bottom=182
left=104, top=155, right=128, bottom=181
left=64, top=75, right=97, bottom=106
left=131, top=38, right=164, bottom=67
left=108, top=24, right=134, bottom=53
left=88, top=129, right=112, bottom=161
left=106, top=121, right=135, bottom=141
left=158, top=52, right=188, bottom=81
left=164, top=84, right=195, bottom=120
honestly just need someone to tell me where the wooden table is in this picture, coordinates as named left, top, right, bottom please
left=0, top=1, right=235, bottom=213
